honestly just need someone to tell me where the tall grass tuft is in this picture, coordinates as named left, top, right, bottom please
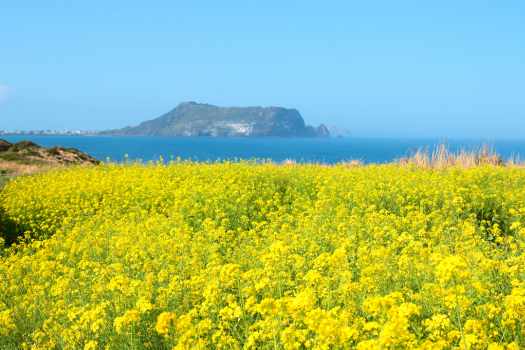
left=399, top=144, right=506, bottom=168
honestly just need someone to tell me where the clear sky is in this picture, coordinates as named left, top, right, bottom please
left=1, top=1, right=524, bottom=138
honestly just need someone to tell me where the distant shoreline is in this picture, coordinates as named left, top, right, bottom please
left=0, top=132, right=98, bottom=137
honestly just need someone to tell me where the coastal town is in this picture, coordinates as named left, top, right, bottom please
left=0, top=129, right=97, bottom=136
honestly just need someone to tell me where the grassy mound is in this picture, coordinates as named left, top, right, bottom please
left=0, top=139, right=99, bottom=184
left=1, top=163, right=525, bottom=349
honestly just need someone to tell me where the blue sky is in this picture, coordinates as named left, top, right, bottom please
left=1, top=1, right=524, bottom=138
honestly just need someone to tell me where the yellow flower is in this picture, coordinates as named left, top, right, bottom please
left=84, top=340, right=98, bottom=350
left=488, top=343, right=504, bottom=350
left=136, top=297, right=154, bottom=314
left=155, top=311, right=176, bottom=336
left=435, top=255, right=469, bottom=284
left=0, top=309, right=15, bottom=335
left=1, top=163, right=525, bottom=348
left=113, top=309, right=140, bottom=334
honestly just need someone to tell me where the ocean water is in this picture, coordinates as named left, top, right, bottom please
left=2, top=135, right=525, bottom=164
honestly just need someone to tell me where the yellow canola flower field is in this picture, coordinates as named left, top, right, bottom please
left=1, top=162, right=525, bottom=349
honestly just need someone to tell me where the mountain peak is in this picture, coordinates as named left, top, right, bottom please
left=178, top=101, right=202, bottom=107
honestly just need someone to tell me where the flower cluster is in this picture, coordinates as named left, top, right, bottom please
left=1, top=162, right=525, bottom=349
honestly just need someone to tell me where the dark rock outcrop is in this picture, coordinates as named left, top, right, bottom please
left=0, top=139, right=99, bottom=165
left=0, top=139, right=11, bottom=152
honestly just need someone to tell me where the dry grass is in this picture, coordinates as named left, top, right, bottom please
left=276, top=147, right=518, bottom=169
left=339, top=159, right=363, bottom=167
left=0, top=161, right=100, bottom=189
left=397, top=144, right=517, bottom=169
left=0, top=162, right=44, bottom=175
left=0, top=161, right=59, bottom=189
left=0, top=161, right=58, bottom=177
left=282, top=158, right=297, bottom=166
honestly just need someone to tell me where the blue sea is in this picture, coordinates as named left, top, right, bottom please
left=2, top=135, right=525, bottom=164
